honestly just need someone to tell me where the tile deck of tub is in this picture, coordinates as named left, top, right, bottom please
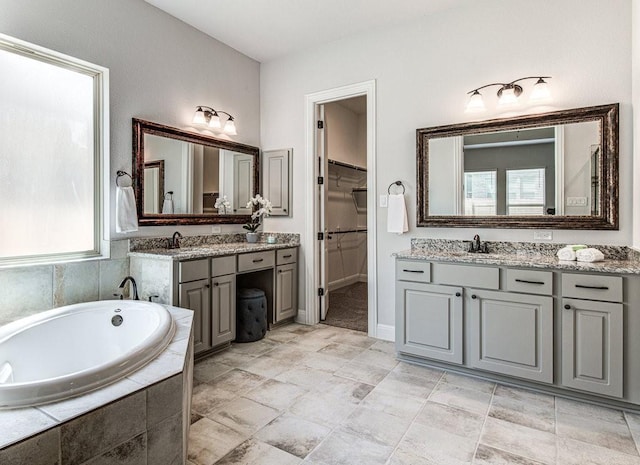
left=188, top=323, right=640, bottom=465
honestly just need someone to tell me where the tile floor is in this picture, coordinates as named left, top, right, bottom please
left=188, top=323, right=640, bottom=465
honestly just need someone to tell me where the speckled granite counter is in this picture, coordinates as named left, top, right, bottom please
left=395, top=238, right=640, bottom=275
left=129, top=241, right=298, bottom=261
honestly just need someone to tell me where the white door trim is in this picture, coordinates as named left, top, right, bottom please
left=304, top=80, right=378, bottom=337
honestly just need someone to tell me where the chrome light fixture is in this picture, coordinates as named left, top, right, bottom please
left=192, top=106, right=237, bottom=135
left=465, top=76, right=551, bottom=112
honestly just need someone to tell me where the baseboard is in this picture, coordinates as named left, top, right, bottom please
left=295, top=309, right=307, bottom=325
left=375, top=324, right=395, bottom=342
left=357, top=274, right=368, bottom=283
left=329, top=275, right=361, bottom=291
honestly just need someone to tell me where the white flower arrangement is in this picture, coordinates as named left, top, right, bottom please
left=214, top=195, right=231, bottom=214
left=244, top=194, right=273, bottom=233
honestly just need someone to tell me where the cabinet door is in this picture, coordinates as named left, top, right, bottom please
left=179, top=279, right=211, bottom=354
left=562, top=298, right=623, bottom=398
left=468, top=289, right=553, bottom=383
left=276, top=263, right=297, bottom=322
left=212, top=274, right=236, bottom=347
left=395, top=281, right=463, bottom=364
left=262, top=149, right=291, bottom=216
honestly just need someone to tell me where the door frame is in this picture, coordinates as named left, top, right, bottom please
left=303, top=80, right=378, bottom=337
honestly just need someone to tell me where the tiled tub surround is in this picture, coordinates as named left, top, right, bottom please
left=0, top=306, right=194, bottom=465
left=395, top=238, right=640, bottom=410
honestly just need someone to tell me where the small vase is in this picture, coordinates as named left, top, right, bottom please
left=246, top=232, right=258, bottom=243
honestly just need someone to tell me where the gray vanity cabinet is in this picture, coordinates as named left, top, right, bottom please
left=178, top=260, right=212, bottom=354
left=467, top=289, right=553, bottom=384
left=275, top=248, right=298, bottom=323
left=211, top=270, right=236, bottom=347
left=396, top=281, right=463, bottom=364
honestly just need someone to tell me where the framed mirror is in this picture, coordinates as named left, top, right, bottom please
left=132, top=118, right=259, bottom=225
left=417, top=103, right=618, bottom=229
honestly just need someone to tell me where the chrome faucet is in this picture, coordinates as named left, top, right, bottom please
left=116, top=276, right=139, bottom=300
left=168, top=231, right=183, bottom=249
left=469, top=234, right=489, bottom=253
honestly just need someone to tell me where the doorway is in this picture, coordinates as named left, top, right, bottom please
left=303, top=80, right=378, bottom=337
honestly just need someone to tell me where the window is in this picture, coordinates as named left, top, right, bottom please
left=0, top=34, right=108, bottom=265
left=464, top=171, right=497, bottom=215
left=507, top=168, right=545, bottom=215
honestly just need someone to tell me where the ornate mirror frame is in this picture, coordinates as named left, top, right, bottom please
left=416, top=103, right=619, bottom=229
left=132, top=118, right=260, bottom=226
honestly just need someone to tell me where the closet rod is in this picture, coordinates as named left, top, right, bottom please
left=327, top=228, right=368, bottom=235
left=328, top=158, right=367, bottom=172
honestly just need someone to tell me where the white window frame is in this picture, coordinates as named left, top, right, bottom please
left=0, top=33, right=109, bottom=267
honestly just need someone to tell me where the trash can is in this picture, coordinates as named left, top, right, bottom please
left=235, top=288, right=267, bottom=342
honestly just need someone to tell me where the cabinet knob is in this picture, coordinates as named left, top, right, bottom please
left=213, top=282, right=219, bottom=287
left=284, top=209, right=287, bottom=212
left=278, top=270, right=282, bottom=274
left=204, top=284, right=210, bottom=289
left=471, top=294, right=477, bottom=300
left=564, top=304, right=571, bottom=310
left=455, top=292, right=461, bottom=297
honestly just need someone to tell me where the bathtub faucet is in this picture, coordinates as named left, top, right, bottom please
left=117, top=276, right=139, bottom=300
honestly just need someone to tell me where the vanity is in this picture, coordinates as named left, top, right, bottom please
left=130, top=234, right=299, bottom=357
left=395, top=239, right=640, bottom=408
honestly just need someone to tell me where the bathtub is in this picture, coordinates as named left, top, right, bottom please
left=0, top=300, right=175, bottom=408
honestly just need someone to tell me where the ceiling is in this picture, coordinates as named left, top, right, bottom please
left=144, top=0, right=466, bottom=63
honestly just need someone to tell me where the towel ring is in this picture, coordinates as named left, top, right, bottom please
left=115, top=170, right=132, bottom=187
left=388, top=180, right=405, bottom=195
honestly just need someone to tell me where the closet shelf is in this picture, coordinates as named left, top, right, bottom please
left=328, top=158, right=367, bottom=172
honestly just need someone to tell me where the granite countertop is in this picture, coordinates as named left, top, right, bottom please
left=395, top=249, right=640, bottom=275
left=128, top=241, right=299, bottom=261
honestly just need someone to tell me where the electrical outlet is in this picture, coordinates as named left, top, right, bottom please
left=533, top=231, right=553, bottom=241
left=380, top=194, right=388, bottom=208
left=211, top=226, right=221, bottom=233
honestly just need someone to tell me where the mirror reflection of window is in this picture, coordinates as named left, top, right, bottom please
left=507, top=168, right=545, bottom=216
left=464, top=171, right=497, bottom=215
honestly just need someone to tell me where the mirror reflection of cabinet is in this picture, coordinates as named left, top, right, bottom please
left=262, top=149, right=292, bottom=216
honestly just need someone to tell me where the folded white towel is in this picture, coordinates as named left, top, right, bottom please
left=576, top=248, right=605, bottom=262
left=556, top=247, right=576, bottom=261
left=387, top=194, right=408, bottom=234
left=162, top=199, right=174, bottom=214
left=116, top=186, right=138, bottom=233
left=566, top=244, right=587, bottom=251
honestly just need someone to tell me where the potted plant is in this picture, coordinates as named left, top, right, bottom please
left=214, top=195, right=231, bottom=214
left=243, top=194, right=272, bottom=243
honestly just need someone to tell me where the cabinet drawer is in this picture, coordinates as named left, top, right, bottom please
left=396, top=260, right=431, bottom=283
left=562, top=273, right=622, bottom=302
left=506, top=269, right=553, bottom=295
left=238, top=250, right=275, bottom=272
left=179, top=259, right=209, bottom=283
left=211, top=256, right=236, bottom=277
left=277, top=248, right=297, bottom=265
left=433, top=263, right=499, bottom=290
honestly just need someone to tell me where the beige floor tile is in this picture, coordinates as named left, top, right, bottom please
left=556, top=408, right=638, bottom=455
left=298, top=352, right=348, bottom=373
left=188, top=417, right=248, bottom=465
left=274, top=366, right=336, bottom=390
left=306, top=430, right=394, bottom=465
left=556, top=397, right=625, bottom=423
left=375, top=371, right=438, bottom=399
left=473, top=444, right=547, bottom=465
left=318, top=342, right=365, bottom=360
left=329, top=330, right=377, bottom=349
left=489, top=386, right=555, bottom=433
left=206, top=397, right=281, bottom=436
left=264, top=330, right=301, bottom=343
left=429, top=382, right=493, bottom=416
left=210, top=369, right=267, bottom=395
left=206, top=350, right=257, bottom=368
left=191, top=383, right=238, bottom=416
left=241, top=354, right=295, bottom=378
left=386, top=448, right=441, bottom=465
left=216, top=438, right=301, bottom=465
left=392, top=362, right=444, bottom=382
left=625, top=412, right=640, bottom=455
left=254, top=413, right=331, bottom=458
left=557, top=436, right=640, bottom=465
left=368, top=340, right=396, bottom=355
left=398, top=422, right=477, bottom=464
left=317, top=375, right=374, bottom=404
left=351, top=348, right=399, bottom=370
left=441, top=372, right=496, bottom=394
left=334, top=360, right=391, bottom=386
left=360, top=387, right=425, bottom=419
left=194, top=358, right=235, bottom=383
left=415, top=402, right=485, bottom=441
left=480, top=417, right=556, bottom=465
left=243, top=379, right=308, bottom=411
left=263, top=344, right=312, bottom=361
left=289, top=390, right=358, bottom=427
left=229, top=339, right=279, bottom=356
left=337, top=406, right=413, bottom=447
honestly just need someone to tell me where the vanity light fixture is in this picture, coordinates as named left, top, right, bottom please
left=192, top=106, right=237, bottom=135
left=465, top=77, right=552, bottom=112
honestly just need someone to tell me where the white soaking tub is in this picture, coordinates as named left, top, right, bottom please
left=0, top=300, right=175, bottom=408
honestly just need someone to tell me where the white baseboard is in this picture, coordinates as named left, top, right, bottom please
left=329, top=275, right=361, bottom=291
left=358, top=273, right=368, bottom=282
left=375, top=324, right=395, bottom=342
left=295, top=309, right=307, bottom=325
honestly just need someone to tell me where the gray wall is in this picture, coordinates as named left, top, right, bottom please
left=0, top=0, right=260, bottom=324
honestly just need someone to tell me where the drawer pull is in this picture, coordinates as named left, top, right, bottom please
left=403, top=269, right=424, bottom=274
left=252, top=258, right=264, bottom=263
left=564, top=304, right=571, bottom=310
left=575, top=284, right=609, bottom=290
left=515, top=279, right=545, bottom=285
left=282, top=254, right=292, bottom=258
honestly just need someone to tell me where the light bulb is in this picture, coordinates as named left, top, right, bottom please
left=465, top=91, right=486, bottom=113
left=530, top=78, right=551, bottom=102
left=192, top=107, right=206, bottom=125
left=208, top=113, right=221, bottom=129
left=498, top=86, right=519, bottom=107
left=224, top=118, right=237, bottom=135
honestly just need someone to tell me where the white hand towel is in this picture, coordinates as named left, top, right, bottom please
left=387, top=194, right=408, bottom=234
left=576, top=248, right=605, bottom=262
left=162, top=199, right=174, bottom=214
left=556, top=247, right=576, bottom=261
left=116, top=186, right=138, bottom=233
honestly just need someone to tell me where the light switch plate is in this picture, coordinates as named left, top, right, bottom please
left=380, top=194, right=388, bottom=208
left=533, top=231, right=553, bottom=241
left=566, top=197, right=588, bottom=206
